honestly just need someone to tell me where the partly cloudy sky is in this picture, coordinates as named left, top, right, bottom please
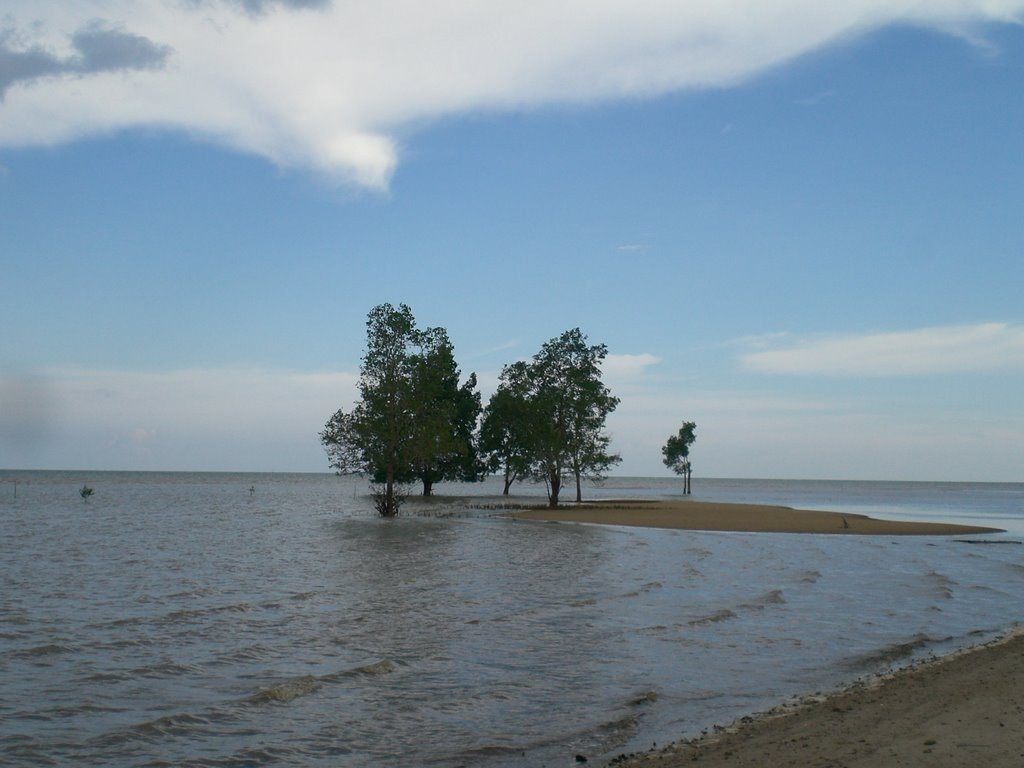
left=2, top=1, right=1023, bottom=479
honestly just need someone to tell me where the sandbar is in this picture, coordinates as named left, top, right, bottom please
left=613, top=630, right=1024, bottom=767
left=511, top=499, right=1003, bottom=535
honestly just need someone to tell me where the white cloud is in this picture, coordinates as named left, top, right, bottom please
left=2, top=1, right=1022, bottom=187
left=602, top=353, right=661, bottom=381
left=741, top=322, right=1024, bottom=376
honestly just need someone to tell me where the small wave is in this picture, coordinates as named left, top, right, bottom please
left=689, top=609, right=737, bottom=626
left=212, top=644, right=274, bottom=664
left=799, top=570, right=822, bottom=583
left=350, top=659, right=397, bottom=677
left=319, top=658, right=396, bottom=683
left=628, top=690, right=658, bottom=706
left=8, top=643, right=74, bottom=659
left=248, top=675, right=321, bottom=705
left=848, top=634, right=939, bottom=669
left=79, top=671, right=132, bottom=683
left=621, top=581, right=664, bottom=599
left=132, top=660, right=204, bottom=679
left=163, top=602, right=252, bottom=623
left=129, top=712, right=212, bottom=739
left=923, top=571, right=956, bottom=600
left=289, top=591, right=317, bottom=601
left=739, top=589, right=786, bottom=610
left=568, top=713, right=640, bottom=757
left=636, top=625, right=668, bottom=635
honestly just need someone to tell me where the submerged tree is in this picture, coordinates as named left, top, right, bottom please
left=320, top=304, right=481, bottom=515
left=662, top=421, right=696, bottom=494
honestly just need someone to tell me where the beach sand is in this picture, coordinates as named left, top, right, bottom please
left=612, top=631, right=1024, bottom=767
left=512, top=499, right=1004, bottom=535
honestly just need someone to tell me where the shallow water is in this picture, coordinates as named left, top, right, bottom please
left=1, top=472, right=1022, bottom=766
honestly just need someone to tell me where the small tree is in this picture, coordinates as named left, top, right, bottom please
left=662, top=421, right=696, bottom=494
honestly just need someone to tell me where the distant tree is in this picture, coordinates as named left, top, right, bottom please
left=491, top=328, right=620, bottom=508
left=320, top=304, right=481, bottom=514
left=662, top=421, right=696, bottom=494
left=479, top=361, right=534, bottom=495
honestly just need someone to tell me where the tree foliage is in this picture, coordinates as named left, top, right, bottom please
left=481, top=328, right=620, bottom=507
left=478, top=362, right=533, bottom=495
left=662, top=420, right=696, bottom=494
left=320, top=303, right=480, bottom=515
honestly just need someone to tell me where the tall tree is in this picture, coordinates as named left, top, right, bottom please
left=321, top=303, right=419, bottom=515
left=662, top=421, right=697, bottom=494
left=549, top=329, right=620, bottom=502
left=407, top=326, right=482, bottom=496
left=479, top=361, right=534, bottom=495
left=320, top=304, right=480, bottom=513
left=494, top=328, right=620, bottom=508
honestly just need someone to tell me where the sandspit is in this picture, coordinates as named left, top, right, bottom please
left=512, top=499, right=1004, bottom=535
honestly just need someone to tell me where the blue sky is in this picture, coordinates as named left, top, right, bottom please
left=2, top=2, right=1022, bottom=480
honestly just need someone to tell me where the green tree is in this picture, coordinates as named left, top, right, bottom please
left=549, top=329, right=620, bottom=502
left=321, top=304, right=481, bottom=513
left=407, top=326, right=483, bottom=496
left=479, top=361, right=534, bottom=495
left=494, top=328, right=620, bottom=508
left=662, top=421, right=696, bottom=494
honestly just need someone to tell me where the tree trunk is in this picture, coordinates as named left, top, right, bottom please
left=575, top=470, right=582, bottom=503
left=422, top=478, right=433, bottom=496
left=385, top=463, right=396, bottom=516
left=548, top=472, right=561, bottom=508
left=502, top=470, right=513, bottom=495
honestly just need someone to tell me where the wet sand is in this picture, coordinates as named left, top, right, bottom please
left=512, top=499, right=1004, bottom=535
left=613, top=630, right=1024, bottom=767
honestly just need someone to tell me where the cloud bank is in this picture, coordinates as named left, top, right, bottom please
left=2, top=1, right=1022, bottom=187
left=742, top=322, right=1024, bottom=376
left=0, top=367, right=358, bottom=471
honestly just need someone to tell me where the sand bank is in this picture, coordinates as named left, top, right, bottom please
left=512, top=499, right=1004, bottom=535
left=612, top=630, right=1024, bottom=767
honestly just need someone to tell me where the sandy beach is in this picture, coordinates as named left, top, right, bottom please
left=512, top=499, right=1005, bottom=535
left=612, top=630, right=1024, bottom=767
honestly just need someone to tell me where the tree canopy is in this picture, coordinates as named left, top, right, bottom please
left=662, top=420, right=696, bottom=494
left=481, top=328, right=620, bottom=507
left=321, top=303, right=481, bottom=515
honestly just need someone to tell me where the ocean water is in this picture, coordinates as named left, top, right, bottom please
left=1, top=471, right=1022, bottom=767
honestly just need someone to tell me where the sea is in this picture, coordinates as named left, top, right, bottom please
left=1, top=471, right=1022, bottom=767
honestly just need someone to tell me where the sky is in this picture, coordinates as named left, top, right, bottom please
left=1, top=1, right=1022, bottom=480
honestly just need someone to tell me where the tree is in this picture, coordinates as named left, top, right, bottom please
left=662, top=421, right=696, bottom=494
left=479, top=361, right=534, bottom=495
left=485, top=328, right=620, bottom=508
left=406, top=326, right=483, bottom=496
left=320, top=304, right=480, bottom=514
left=532, top=329, right=619, bottom=503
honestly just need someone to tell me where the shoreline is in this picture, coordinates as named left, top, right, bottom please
left=609, top=628, right=1024, bottom=767
left=511, top=498, right=1005, bottom=535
